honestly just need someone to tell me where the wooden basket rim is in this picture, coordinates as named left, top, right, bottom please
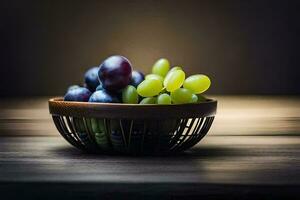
left=49, top=97, right=217, bottom=119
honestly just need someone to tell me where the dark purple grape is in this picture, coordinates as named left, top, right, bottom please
left=64, top=87, right=91, bottom=102
left=98, top=55, right=132, bottom=91
left=88, top=90, right=120, bottom=103
left=130, top=70, right=144, bottom=87
left=84, top=66, right=100, bottom=92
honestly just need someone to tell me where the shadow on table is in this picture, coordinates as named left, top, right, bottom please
left=49, top=144, right=248, bottom=160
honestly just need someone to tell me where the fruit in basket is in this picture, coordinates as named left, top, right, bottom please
left=170, top=88, right=193, bottom=104
left=191, top=94, right=198, bottom=103
left=53, top=56, right=217, bottom=155
left=183, top=74, right=211, bottom=94
left=137, top=79, right=163, bottom=97
left=152, top=58, right=170, bottom=77
left=84, top=66, right=100, bottom=92
left=64, top=87, right=92, bottom=102
left=169, top=66, right=182, bottom=72
left=130, top=71, right=144, bottom=88
left=145, top=74, right=164, bottom=82
left=98, top=55, right=132, bottom=91
left=122, top=85, right=139, bottom=104
left=64, top=56, right=212, bottom=104
left=67, top=85, right=80, bottom=92
left=90, top=118, right=110, bottom=150
left=89, top=90, right=120, bottom=103
left=163, top=69, right=185, bottom=92
left=91, top=118, right=105, bottom=133
left=139, top=97, right=157, bottom=104
left=157, top=93, right=172, bottom=104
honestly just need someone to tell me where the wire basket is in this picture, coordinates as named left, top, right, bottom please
left=49, top=97, right=217, bottom=155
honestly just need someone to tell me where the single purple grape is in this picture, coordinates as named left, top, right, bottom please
left=64, top=87, right=91, bottom=102
left=88, top=90, right=120, bottom=103
left=84, top=66, right=100, bottom=92
left=130, top=70, right=144, bottom=88
left=98, top=55, right=132, bottom=91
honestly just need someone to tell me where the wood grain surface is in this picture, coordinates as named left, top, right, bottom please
left=0, top=96, right=299, bottom=199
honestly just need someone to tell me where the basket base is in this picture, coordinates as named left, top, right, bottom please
left=52, top=115, right=215, bottom=155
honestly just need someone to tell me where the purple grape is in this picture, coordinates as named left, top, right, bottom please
left=84, top=66, right=100, bottom=92
left=98, top=55, right=132, bottom=91
left=88, top=90, right=120, bottom=103
left=67, top=85, right=80, bottom=92
left=64, top=87, right=91, bottom=102
left=130, top=70, right=144, bottom=88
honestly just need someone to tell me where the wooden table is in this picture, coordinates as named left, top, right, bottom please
left=0, top=96, right=299, bottom=199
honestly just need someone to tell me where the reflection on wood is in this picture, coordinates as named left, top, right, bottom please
left=0, top=136, right=300, bottom=185
left=211, top=96, right=300, bottom=135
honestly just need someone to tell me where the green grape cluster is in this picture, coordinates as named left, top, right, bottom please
left=123, top=58, right=211, bottom=104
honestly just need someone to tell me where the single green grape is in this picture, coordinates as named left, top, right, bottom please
left=137, top=79, right=163, bottom=97
left=163, top=69, right=185, bottom=92
left=169, top=66, right=182, bottom=72
left=139, top=97, right=157, bottom=104
left=152, top=58, right=170, bottom=77
left=165, top=66, right=182, bottom=79
left=122, top=85, right=139, bottom=104
left=157, top=93, right=172, bottom=104
left=183, top=74, right=211, bottom=94
left=145, top=74, right=164, bottom=82
left=171, top=88, right=193, bottom=104
left=190, top=94, right=198, bottom=103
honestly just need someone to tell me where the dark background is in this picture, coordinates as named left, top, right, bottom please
left=0, top=0, right=298, bottom=96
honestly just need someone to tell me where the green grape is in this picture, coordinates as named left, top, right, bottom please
left=139, top=97, right=157, bottom=104
left=171, top=88, right=193, bottom=104
left=145, top=74, right=164, bottom=82
left=152, top=58, right=170, bottom=77
left=163, top=69, right=185, bottom=92
left=183, top=74, right=211, bottom=94
left=197, top=94, right=207, bottom=102
left=169, top=66, right=182, bottom=72
left=190, top=94, right=198, bottom=103
left=122, top=85, right=139, bottom=104
left=165, top=66, right=182, bottom=79
left=157, top=93, right=172, bottom=104
left=164, top=66, right=182, bottom=81
left=137, top=79, right=163, bottom=97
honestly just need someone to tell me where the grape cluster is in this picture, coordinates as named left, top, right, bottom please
left=64, top=56, right=211, bottom=104
left=135, top=58, right=211, bottom=104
